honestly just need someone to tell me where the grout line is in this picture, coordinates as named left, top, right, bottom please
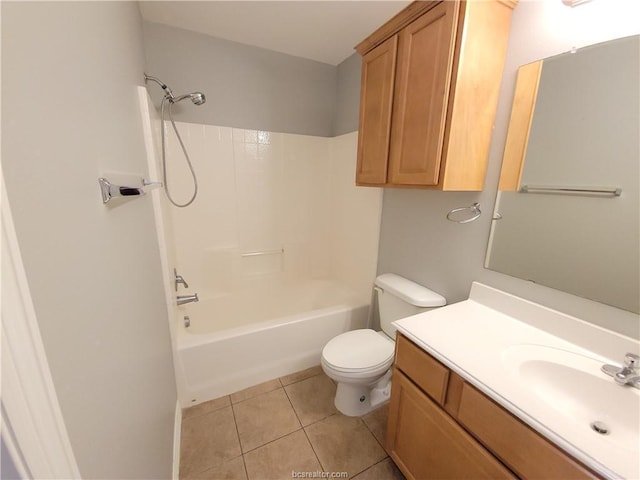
left=187, top=452, right=246, bottom=478
left=301, top=426, right=326, bottom=473
left=282, top=384, right=326, bottom=472
left=352, top=456, right=393, bottom=480
left=361, top=406, right=389, bottom=454
left=182, top=397, right=232, bottom=421
left=279, top=368, right=323, bottom=388
left=230, top=402, right=249, bottom=480
left=238, top=386, right=304, bottom=456
left=230, top=380, right=282, bottom=406
left=281, top=385, right=302, bottom=427
left=241, top=426, right=304, bottom=455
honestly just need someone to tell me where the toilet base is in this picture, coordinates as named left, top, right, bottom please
left=334, top=371, right=392, bottom=417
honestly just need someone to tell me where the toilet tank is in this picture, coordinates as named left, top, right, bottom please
left=375, top=273, right=446, bottom=338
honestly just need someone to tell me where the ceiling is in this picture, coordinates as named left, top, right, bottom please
left=139, top=1, right=410, bottom=65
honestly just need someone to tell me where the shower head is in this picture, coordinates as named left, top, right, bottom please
left=144, top=74, right=206, bottom=106
left=172, top=92, right=206, bottom=106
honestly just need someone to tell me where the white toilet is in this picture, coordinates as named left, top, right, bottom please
left=321, top=273, right=446, bottom=416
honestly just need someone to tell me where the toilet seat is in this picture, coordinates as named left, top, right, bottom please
left=322, top=329, right=394, bottom=374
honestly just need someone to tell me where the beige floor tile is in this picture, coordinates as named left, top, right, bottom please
left=231, top=378, right=282, bottom=404
left=362, top=404, right=389, bottom=450
left=180, top=406, right=241, bottom=478
left=233, top=388, right=301, bottom=452
left=351, top=458, right=405, bottom=480
left=279, top=365, right=324, bottom=386
left=183, top=396, right=231, bottom=420
left=285, top=374, right=337, bottom=426
left=244, top=430, right=321, bottom=480
left=181, top=456, right=247, bottom=480
left=305, top=415, right=386, bottom=477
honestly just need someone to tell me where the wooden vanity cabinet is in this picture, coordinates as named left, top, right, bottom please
left=355, top=0, right=517, bottom=190
left=387, top=334, right=602, bottom=480
left=388, top=370, right=516, bottom=480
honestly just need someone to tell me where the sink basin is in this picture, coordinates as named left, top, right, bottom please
left=501, top=344, right=640, bottom=461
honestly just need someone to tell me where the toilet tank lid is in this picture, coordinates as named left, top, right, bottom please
left=375, top=273, right=446, bottom=307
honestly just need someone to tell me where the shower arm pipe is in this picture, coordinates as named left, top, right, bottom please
left=144, top=73, right=174, bottom=100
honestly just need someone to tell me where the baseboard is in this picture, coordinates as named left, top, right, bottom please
left=173, top=401, right=182, bottom=480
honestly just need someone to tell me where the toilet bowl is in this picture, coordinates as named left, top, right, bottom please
left=321, top=274, right=445, bottom=416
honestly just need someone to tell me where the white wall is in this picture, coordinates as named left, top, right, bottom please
left=163, top=123, right=382, bottom=305
left=1, top=3, right=177, bottom=478
left=377, top=0, right=640, bottom=338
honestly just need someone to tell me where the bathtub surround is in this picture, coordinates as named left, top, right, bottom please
left=159, top=122, right=382, bottom=404
left=376, top=0, right=640, bottom=338
left=2, top=2, right=177, bottom=479
left=164, top=124, right=382, bottom=309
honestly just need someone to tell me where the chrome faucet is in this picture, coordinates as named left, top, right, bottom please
left=177, top=293, right=199, bottom=306
left=602, top=353, right=640, bottom=388
left=174, top=268, right=189, bottom=291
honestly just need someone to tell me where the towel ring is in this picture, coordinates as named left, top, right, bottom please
left=446, top=202, right=481, bottom=224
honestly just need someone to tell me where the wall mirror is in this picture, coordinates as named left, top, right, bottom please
left=485, top=34, right=639, bottom=314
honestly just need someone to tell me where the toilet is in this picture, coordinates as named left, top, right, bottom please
left=321, top=273, right=446, bottom=416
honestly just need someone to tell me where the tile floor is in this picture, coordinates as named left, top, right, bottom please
left=180, top=366, right=406, bottom=480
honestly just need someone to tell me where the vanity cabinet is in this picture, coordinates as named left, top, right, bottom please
left=387, top=334, right=602, bottom=480
left=355, top=0, right=516, bottom=190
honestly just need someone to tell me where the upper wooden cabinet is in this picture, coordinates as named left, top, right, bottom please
left=355, top=0, right=517, bottom=190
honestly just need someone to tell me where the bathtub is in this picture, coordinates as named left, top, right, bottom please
left=176, top=278, right=370, bottom=406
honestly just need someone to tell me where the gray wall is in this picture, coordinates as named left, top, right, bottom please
left=1, top=439, right=21, bottom=480
left=143, top=22, right=337, bottom=137
left=2, top=2, right=177, bottom=478
left=377, top=1, right=640, bottom=338
left=334, top=53, right=362, bottom=136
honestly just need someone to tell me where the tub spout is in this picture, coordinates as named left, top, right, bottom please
left=177, top=293, right=199, bottom=306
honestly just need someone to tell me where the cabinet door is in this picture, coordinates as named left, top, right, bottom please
left=387, top=371, right=515, bottom=480
left=388, top=1, right=460, bottom=186
left=356, top=35, right=398, bottom=185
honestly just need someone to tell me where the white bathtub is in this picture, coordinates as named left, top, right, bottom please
left=176, top=279, right=370, bottom=406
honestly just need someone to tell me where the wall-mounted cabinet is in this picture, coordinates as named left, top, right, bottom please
left=355, top=0, right=517, bottom=190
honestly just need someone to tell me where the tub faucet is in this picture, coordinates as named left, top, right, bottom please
left=174, top=268, right=189, bottom=291
left=601, top=353, right=640, bottom=388
left=177, top=293, right=199, bottom=306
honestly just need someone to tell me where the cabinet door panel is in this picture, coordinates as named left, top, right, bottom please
left=388, top=1, right=459, bottom=186
left=387, top=371, right=515, bottom=480
left=458, top=383, right=601, bottom=479
left=356, top=35, right=398, bottom=185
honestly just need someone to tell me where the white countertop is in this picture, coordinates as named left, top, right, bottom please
left=393, top=282, right=640, bottom=479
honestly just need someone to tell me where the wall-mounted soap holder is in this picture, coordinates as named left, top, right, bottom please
left=99, top=177, right=162, bottom=204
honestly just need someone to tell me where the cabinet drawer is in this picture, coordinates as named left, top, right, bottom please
left=457, top=383, right=601, bottom=479
left=395, top=334, right=449, bottom=404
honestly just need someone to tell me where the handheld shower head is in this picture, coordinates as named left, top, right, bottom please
left=172, top=92, right=206, bottom=106
left=190, top=92, right=206, bottom=105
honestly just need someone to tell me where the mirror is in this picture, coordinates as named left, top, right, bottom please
left=486, top=35, right=640, bottom=314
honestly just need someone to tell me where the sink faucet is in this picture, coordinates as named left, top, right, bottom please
left=602, top=353, right=640, bottom=388
left=177, top=293, right=199, bottom=306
